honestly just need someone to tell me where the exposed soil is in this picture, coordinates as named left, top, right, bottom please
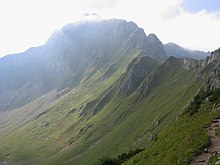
left=191, top=118, right=220, bottom=165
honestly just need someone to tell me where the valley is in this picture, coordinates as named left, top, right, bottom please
left=0, top=19, right=219, bottom=165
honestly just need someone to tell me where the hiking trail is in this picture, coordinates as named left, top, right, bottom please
left=191, top=118, right=220, bottom=165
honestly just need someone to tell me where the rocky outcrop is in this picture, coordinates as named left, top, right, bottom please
left=201, top=48, right=220, bottom=91
left=202, top=48, right=220, bottom=67
left=182, top=58, right=200, bottom=70
left=162, top=56, right=199, bottom=70
left=115, top=55, right=158, bottom=95
left=134, top=56, right=199, bottom=101
left=126, top=31, right=168, bottom=61
left=126, top=28, right=148, bottom=50
left=146, top=34, right=167, bottom=60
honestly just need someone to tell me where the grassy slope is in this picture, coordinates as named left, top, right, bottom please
left=44, top=61, right=202, bottom=165
left=0, top=56, right=203, bottom=165
left=0, top=49, right=139, bottom=164
left=125, top=97, right=220, bottom=165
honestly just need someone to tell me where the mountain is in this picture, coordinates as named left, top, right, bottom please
left=0, top=19, right=167, bottom=112
left=146, top=34, right=167, bottom=60
left=125, top=48, right=220, bottom=165
left=115, top=55, right=158, bottom=96
left=0, top=19, right=219, bottom=165
left=164, top=42, right=210, bottom=60
left=0, top=19, right=167, bottom=164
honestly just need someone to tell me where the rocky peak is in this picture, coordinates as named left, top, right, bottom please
left=125, top=28, right=147, bottom=50
left=146, top=33, right=167, bottom=60
left=147, top=34, right=161, bottom=44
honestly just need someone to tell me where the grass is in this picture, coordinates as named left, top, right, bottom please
left=0, top=56, right=205, bottom=165
left=209, top=154, right=220, bottom=165
left=44, top=59, right=202, bottom=165
left=0, top=48, right=141, bottom=164
left=125, top=95, right=220, bottom=165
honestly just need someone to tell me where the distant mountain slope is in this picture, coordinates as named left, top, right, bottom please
left=164, top=42, right=210, bottom=60
left=0, top=19, right=166, bottom=112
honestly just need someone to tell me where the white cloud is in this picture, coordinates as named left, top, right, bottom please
left=0, top=0, right=219, bottom=57
left=95, top=0, right=220, bottom=51
left=159, top=10, right=220, bottom=51
left=0, top=0, right=83, bottom=56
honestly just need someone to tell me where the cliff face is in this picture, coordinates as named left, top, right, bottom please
left=201, top=48, right=220, bottom=91
left=181, top=58, right=200, bottom=70
left=146, top=34, right=167, bottom=60
left=125, top=28, right=148, bottom=50
left=115, top=55, right=158, bottom=95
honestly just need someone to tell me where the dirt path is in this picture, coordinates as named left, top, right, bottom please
left=191, top=118, right=220, bottom=165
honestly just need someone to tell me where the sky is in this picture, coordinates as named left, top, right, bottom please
left=0, top=0, right=220, bottom=57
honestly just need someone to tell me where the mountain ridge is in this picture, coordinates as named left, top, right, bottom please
left=0, top=19, right=219, bottom=165
left=164, top=42, right=210, bottom=60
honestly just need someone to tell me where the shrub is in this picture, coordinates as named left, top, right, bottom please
left=96, top=148, right=144, bottom=165
left=186, top=89, right=220, bottom=115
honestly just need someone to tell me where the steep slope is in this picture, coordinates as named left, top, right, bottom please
left=125, top=95, right=220, bottom=165
left=164, top=42, right=210, bottom=60
left=134, top=56, right=200, bottom=101
left=125, top=48, right=220, bottom=165
left=115, top=55, right=158, bottom=95
left=0, top=19, right=169, bottom=164
left=201, top=48, right=220, bottom=90
left=0, top=55, right=201, bottom=165
left=146, top=34, right=167, bottom=61
left=0, top=19, right=168, bottom=113
left=0, top=19, right=139, bottom=112
left=49, top=57, right=201, bottom=165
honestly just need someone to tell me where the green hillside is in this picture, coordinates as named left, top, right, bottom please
left=125, top=89, right=220, bottom=165
left=0, top=55, right=203, bottom=165
left=0, top=19, right=219, bottom=165
left=125, top=49, right=220, bottom=164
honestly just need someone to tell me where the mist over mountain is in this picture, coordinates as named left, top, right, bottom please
left=0, top=19, right=220, bottom=165
left=0, top=19, right=168, bottom=112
